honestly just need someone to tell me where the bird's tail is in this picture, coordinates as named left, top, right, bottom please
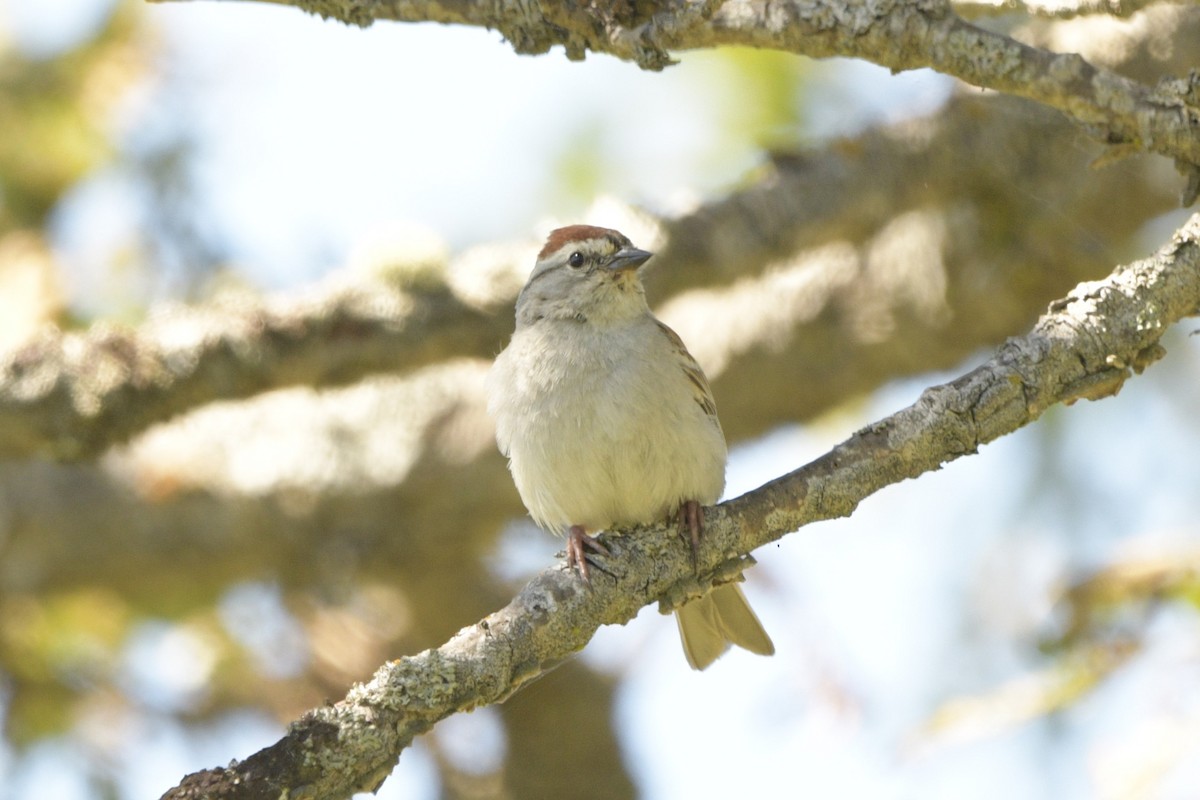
left=674, top=583, right=775, bottom=670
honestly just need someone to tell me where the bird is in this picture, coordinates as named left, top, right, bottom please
left=486, top=224, right=774, bottom=670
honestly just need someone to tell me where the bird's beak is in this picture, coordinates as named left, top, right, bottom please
left=607, top=247, right=653, bottom=273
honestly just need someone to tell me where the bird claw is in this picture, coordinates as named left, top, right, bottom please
left=567, top=525, right=612, bottom=585
left=679, top=500, right=703, bottom=573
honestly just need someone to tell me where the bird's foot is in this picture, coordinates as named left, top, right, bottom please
left=566, top=524, right=611, bottom=585
left=679, top=500, right=704, bottom=573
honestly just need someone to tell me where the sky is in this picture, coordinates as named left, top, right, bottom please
left=2, top=1, right=1200, bottom=799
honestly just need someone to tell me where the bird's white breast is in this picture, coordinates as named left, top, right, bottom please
left=487, top=316, right=726, bottom=533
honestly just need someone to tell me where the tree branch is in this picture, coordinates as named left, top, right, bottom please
left=0, top=278, right=502, bottom=460
left=952, top=0, right=1162, bottom=20
left=160, top=212, right=1200, bottom=799
left=148, top=0, right=1200, bottom=192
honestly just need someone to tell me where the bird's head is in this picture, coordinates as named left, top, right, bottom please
left=515, top=225, right=653, bottom=326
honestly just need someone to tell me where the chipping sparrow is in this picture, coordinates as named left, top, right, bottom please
left=487, top=225, right=774, bottom=670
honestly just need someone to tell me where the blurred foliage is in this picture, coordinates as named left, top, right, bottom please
left=0, top=0, right=223, bottom=337
left=551, top=118, right=608, bottom=206
left=0, top=590, right=130, bottom=744
left=0, top=1, right=141, bottom=343
left=0, top=3, right=141, bottom=232
left=0, top=0, right=145, bottom=751
left=920, top=639, right=1138, bottom=748
left=548, top=46, right=811, bottom=209
left=1054, top=552, right=1200, bottom=648
left=709, top=47, right=810, bottom=152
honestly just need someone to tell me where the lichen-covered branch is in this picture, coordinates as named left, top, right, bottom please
left=0, top=278, right=502, bottom=460
left=952, top=0, right=1161, bottom=20
left=160, top=212, right=1200, bottom=800
left=148, top=0, right=1200, bottom=191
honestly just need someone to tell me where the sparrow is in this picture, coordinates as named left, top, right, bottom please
left=486, top=225, right=774, bottom=670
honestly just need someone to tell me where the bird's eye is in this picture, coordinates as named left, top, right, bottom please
left=568, top=251, right=585, bottom=269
